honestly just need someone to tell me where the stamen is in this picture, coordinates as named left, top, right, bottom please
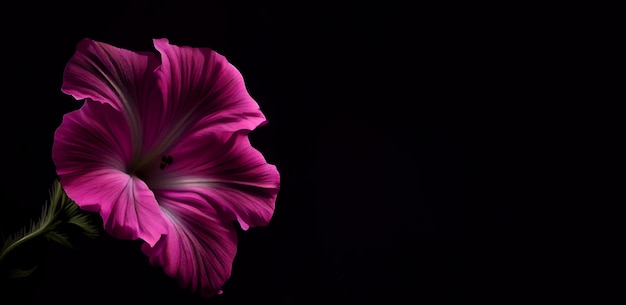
left=160, top=155, right=173, bottom=169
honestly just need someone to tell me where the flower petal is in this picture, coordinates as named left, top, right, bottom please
left=142, top=190, right=238, bottom=298
left=152, top=38, right=267, bottom=143
left=53, top=100, right=132, bottom=176
left=62, top=38, right=161, bottom=112
left=61, top=38, right=161, bottom=155
left=146, top=131, right=280, bottom=230
left=52, top=100, right=168, bottom=247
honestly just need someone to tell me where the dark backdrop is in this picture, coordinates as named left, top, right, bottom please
left=0, top=1, right=616, bottom=304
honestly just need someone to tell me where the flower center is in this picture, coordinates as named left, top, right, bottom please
left=160, top=155, right=173, bottom=170
left=127, top=154, right=173, bottom=181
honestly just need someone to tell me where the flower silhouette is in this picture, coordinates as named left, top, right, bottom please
left=52, top=38, right=280, bottom=297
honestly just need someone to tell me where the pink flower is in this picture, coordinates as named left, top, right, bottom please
left=52, top=38, right=280, bottom=297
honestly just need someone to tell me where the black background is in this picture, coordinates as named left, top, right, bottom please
left=0, top=1, right=618, bottom=304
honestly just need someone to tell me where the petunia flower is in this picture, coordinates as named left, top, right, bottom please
left=52, top=38, right=280, bottom=297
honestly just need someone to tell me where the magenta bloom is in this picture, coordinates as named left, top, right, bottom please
left=52, top=38, right=280, bottom=297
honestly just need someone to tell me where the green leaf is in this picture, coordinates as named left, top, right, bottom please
left=0, top=199, right=56, bottom=263
left=1, top=179, right=102, bottom=278
left=45, top=231, right=72, bottom=249
left=7, top=266, right=38, bottom=279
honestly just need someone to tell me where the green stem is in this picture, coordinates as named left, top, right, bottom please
left=0, top=220, right=59, bottom=263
